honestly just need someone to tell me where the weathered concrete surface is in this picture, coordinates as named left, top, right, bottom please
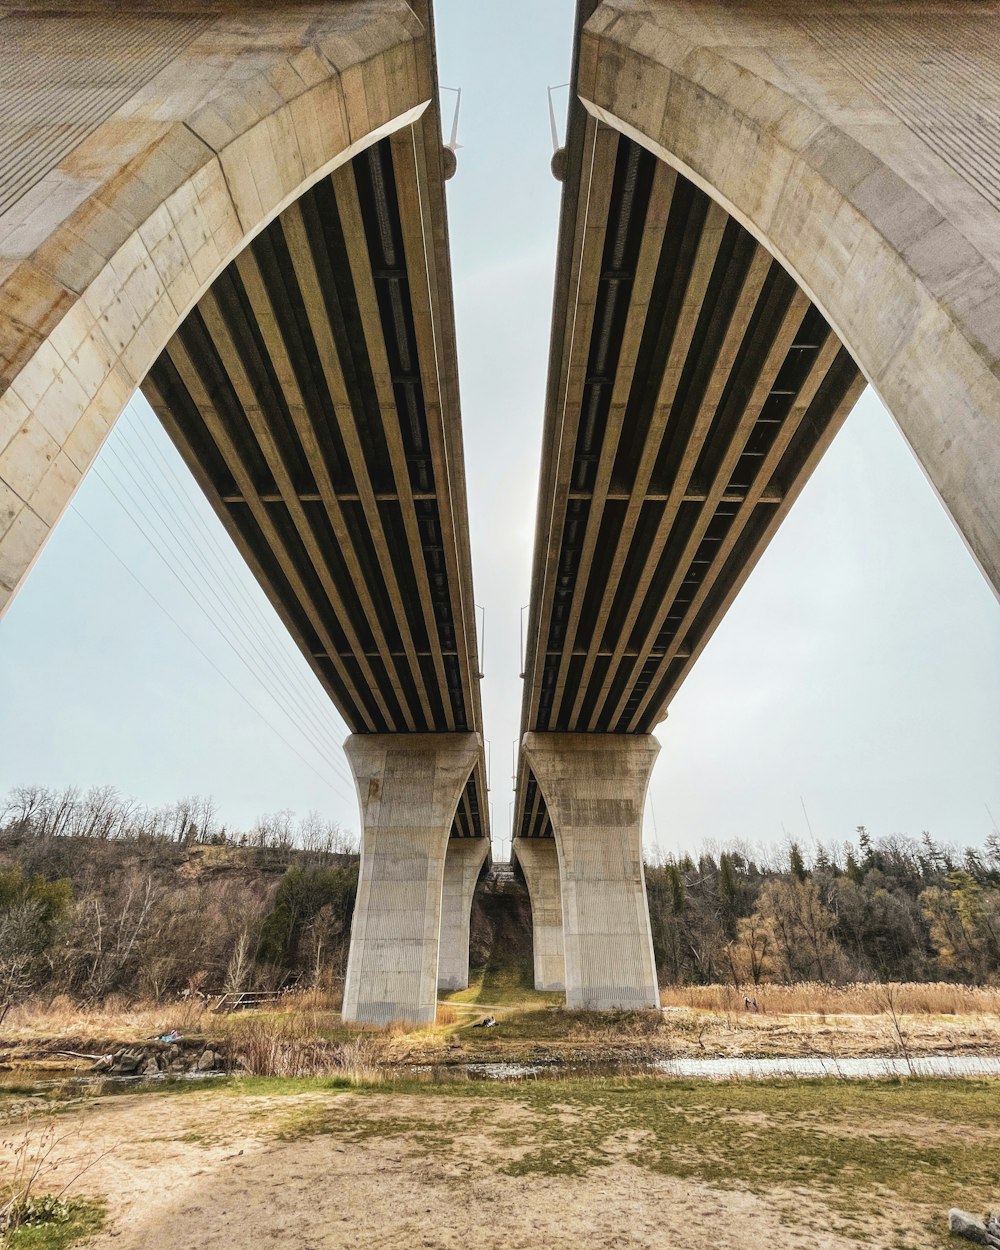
left=0, top=2, right=427, bottom=614
left=438, top=836, right=489, bottom=991
left=521, top=733, right=659, bottom=1010
left=343, top=733, right=480, bottom=1026
left=512, top=836, right=566, bottom=992
left=580, top=0, right=1000, bottom=595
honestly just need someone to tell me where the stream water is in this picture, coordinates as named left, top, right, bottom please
left=3, top=1054, right=998, bottom=1094
left=404, top=1054, right=1000, bottom=1082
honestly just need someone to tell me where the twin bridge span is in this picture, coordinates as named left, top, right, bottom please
left=1, top=2, right=998, bottom=1023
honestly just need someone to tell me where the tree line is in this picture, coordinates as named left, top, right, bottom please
left=0, top=785, right=359, bottom=1017
left=646, top=829, right=1000, bottom=987
left=0, top=784, right=357, bottom=855
left=0, top=782, right=998, bottom=1016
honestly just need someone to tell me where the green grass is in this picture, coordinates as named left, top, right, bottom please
left=263, top=1075, right=1000, bottom=1247
left=6, top=1198, right=106, bottom=1249
left=440, top=960, right=563, bottom=1009
left=7, top=1073, right=997, bottom=1248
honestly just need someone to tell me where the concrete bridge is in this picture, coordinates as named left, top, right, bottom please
left=513, top=0, right=1000, bottom=1010
left=1, top=1, right=997, bottom=1022
left=0, top=0, right=487, bottom=1026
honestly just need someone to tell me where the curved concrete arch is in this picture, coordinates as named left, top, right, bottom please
left=578, top=0, right=1000, bottom=593
left=0, top=2, right=429, bottom=615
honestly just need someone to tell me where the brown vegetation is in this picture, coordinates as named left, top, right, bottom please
left=647, top=830, right=1000, bottom=988
left=658, top=981, right=1000, bottom=1016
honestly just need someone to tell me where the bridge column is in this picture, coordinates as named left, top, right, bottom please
left=512, top=837, right=565, bottom=991
left=342, top=733, right=479, bottom=1026
left=437, top=837, right=489, bottom=991
left=521, top=733, right=659, bottom=1011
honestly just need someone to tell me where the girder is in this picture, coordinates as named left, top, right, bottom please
left=145, top=130, right=487, bottom=837
left=516, top=43, right=865, bottom=839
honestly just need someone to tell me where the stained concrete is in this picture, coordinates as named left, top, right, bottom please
left=438, top=836, right=489, bottom=991
left=521, top=733, right=660, bottom=1011
left=342, top=733, right=480, bottom=1026
left=0, top=2, right=428, bottom=616
left=579, top=0, right=1000, bottom=595
left=512, top=836, right=566, bottom=992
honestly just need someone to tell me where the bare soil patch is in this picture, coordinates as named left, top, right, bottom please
left=2, top=1078, right=995, bottom=1250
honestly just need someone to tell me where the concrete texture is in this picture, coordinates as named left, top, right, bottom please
left=512, top=837, right=566, bottom=992
left=579, top=0, right=1000, bottom=595
left=342, top=733, right=480, bottom=1026
left=521, top=733, right=660, bottom=1010
left=0, top=2, right=428, bottom=615
left=437, top=837, right=490, bottom=991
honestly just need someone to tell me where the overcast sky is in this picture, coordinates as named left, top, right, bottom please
left=0, top=1, right=997, bottom=861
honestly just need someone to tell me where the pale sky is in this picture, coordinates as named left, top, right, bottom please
left=1, top=1, right=997, bottom=860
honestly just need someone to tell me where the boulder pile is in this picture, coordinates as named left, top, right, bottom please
left=92, top=1040, right=231, bottom=1078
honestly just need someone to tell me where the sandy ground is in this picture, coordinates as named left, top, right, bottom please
left=0, top=1085, right=979, bottom=1250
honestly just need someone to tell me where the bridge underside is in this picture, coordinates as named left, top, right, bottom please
left=517, top=127, right=864, bottom=843
left=145, top=132, right=485, bottom=841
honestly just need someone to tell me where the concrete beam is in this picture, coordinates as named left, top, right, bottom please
left=512, top=836, right=565, bottom=992
left=0, top=2, right=427, bottom=617
left=342, top=732, right=480, bottom=1026
left=521, top=732, right=659, bottom=1011
left=580, top=0, right=1000, bottom=595
left=437, top=837, right=489, bottom=992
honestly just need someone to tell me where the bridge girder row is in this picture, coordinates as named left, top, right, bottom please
left=516, top=116, right=864, bottom=840
left=145, top=127, right=487, bottom=838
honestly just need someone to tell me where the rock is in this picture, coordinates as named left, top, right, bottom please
left=196, top=1049, right=216, bottom=1072
left=140, top=1058, right=159, bottom=1077
left=949, top=1210, right=996, bottom=1245
left=113, top=1052, right=142, bottom=1075
left=168, top=1060, right=186, bottom=1073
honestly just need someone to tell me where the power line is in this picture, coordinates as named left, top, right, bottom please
left=100, top=436, right=353, bottom=781
left=119, top=408, right=347, bottom=740
left=71, top=508, right=355, bottom=806
left=89, top=456, right=355, bottom=793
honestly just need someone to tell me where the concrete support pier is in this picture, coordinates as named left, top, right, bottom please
left=512, top=837, right=566, bottom=991
left=437, top=837, right=490, bottom=991
left=342, top=733, right=480, bottom=1026
left=521, top=733, right=660, bottom=1011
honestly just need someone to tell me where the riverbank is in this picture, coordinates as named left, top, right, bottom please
left=2, top=984, right=998, bottom=1083
left=1, top=1074, right=997, bottom=1249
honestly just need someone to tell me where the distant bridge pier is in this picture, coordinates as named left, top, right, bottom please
left=521, top=733, right=659, bottom=1011
left=342, top=733, right=480, bottom=1026
left=512, top=837, right=565, bottom=992
left=437, top=836, right=490, bottom=992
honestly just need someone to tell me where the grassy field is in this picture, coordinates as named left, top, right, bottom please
left=0, top=1074, right=997, bottom=1248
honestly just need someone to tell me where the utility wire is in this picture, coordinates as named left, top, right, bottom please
left=91, top=456, right=354, bottom=793
left=72, top=508, right=355, bottom=805
left=119, top=408, right=346, bottom=741
left=101, top=436, right=352, bottom=782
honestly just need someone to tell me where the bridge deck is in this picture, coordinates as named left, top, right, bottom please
left=146, top=122, right=486, bottom=837
left=517, top=87, right=864, bottom=840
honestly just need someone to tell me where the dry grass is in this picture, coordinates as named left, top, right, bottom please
left=0, top=995, right=214, bottom=1046
left=226, top=1016, right=381, bottom=1082
left=0, top=987, right=347, bottom=1049
left=659, top=981, right=1000, bottom=1017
